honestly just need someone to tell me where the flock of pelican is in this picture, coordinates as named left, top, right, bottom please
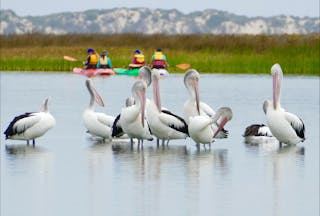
left=4, top=63, right=305, bottom=148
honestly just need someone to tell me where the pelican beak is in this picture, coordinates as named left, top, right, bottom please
left=213, top=117, right=229, bottom=138
left=153, top=74, right=161, bottom=112
left=139, top=89, right=146, bottom=128
left=193, top=78, right=200, bottom=115
left=213, top=107, right=233, bottom=138
left=93, top=87, right=104, bottom=107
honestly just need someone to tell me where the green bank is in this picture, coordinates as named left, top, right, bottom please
left=1, top=33, right=319, bottom=75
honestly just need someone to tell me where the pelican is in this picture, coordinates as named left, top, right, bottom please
left=243, top=124, right=273, bottom=137
left=119, top=80, right=153, bottom=145
left=112, top=66, right=151, bottom=139
left=4, top=97, right=56, bottom=145
left=112, top=97, right=135, bottom=138
left=243, top=124, right=277, bottom=144
left=263, top=63, right=305, bottom=145
left=83, top=79, right=115, bottom=141
left=146, top=69, right=188, bottom=145
left=183, top=69, right=228, bottom=138
left=188, top=107, right=233, bottom=147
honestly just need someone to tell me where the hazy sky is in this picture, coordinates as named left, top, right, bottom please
left=2, top=0, right=319, bottom=17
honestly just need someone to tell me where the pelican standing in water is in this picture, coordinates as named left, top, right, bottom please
left=119, top=79, right=153, bottom=145
left=112, top=66, right=151, bottom=139
left=183, top=69, right=228, bottom=138
left=4, top=97, right=56, bottom=145
left=263, top=63, right=305, bottom=145
left=188, top=107, right=233, bottom=148
left=83, top=79, right=115, bottom=141
left=146, top=68, right=188, bottom=145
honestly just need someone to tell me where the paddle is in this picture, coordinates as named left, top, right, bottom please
left=176, top=63, right=191, bottom=70
left=64, top=55, right=80, bottom=62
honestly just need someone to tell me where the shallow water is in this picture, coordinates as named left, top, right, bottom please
left=1, top=72, right=319, bottom=216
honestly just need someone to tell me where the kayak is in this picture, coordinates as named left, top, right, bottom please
left=73, top=68, right=115, bottom=76
left=114, top=68, right=169, bottom=76
left=155, top=68, right=169, bottom=76
left=114, top=68, right=140, bottom=76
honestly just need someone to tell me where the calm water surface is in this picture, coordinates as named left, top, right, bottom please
left=1, top=72, right=319, bottom=216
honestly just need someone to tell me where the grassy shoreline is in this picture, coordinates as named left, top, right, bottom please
left=1, top=33, right=319, bottom=75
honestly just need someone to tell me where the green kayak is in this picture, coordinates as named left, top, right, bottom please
left=114, top=68, right=140, bottom=76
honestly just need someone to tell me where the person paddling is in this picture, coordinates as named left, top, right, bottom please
left=129, top=49, right=146, bottom=69
left=150, top=48, right=168, bottom=69
left=84, top=48, right=98, bottom=69
left=97, top=50, right=112, bottom=68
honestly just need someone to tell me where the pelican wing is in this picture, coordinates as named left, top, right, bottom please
left=4, top=112, right=41, bottom=137
left=243, top=124, right=273, bottom=137
left=96, top=112, right=115, bottom=128
left=284, top=112, right=305, bottom=139
left=112, top=114, right=124, bottom=137
left=160, top=110, right=188, bottom=135
left=200, top=102, right=216, bottom=117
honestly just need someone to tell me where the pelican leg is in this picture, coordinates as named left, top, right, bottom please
left=166, top=139, right=170, bottom=146
left=130, top=138, right=134, bottom=146
left=195, top=143, right=200, bottom=150
left=161, top=139, right=165, bottom=146
left=203, top=144, right=207, bottom=151
left=32, top=139, right=35, bottom=147
left=279, top=142, right=283, bottom=148
left=27, top=140, right=30, bottom=145
left=156, top=138, right=160, bottom=147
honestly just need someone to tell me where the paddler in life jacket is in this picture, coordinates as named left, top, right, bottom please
left=129, top=49, right=146, bottom=68
left=97, top=50, right=112, bottom=69
left=150, top=48, right=168, bottom=69
left=84, top=48, right=98, bottom=69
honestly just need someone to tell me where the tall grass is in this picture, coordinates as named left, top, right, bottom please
left=0, top=33, right=319, bottom=75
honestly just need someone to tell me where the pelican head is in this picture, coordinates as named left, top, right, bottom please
left=85, top=79, right=104, bottom=107
left=213, top=107, right=233, bottom=138
left=39, top=97, right=51, bottom=112
left=132, top=80, right=147, bottom=127
left=151, top=69, right=162, bottom=111
left=271, top=63, right=283, bottom=109
left=139, top=66, right=152, bottom=87
left=184, top=69, right=200, bottom=115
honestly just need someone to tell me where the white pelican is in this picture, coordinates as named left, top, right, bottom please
left=4, top=97, right=56, bottom=145
left=119, top=80, right=153, bottom=145
left=146, top=69, right=188, bottom=145
left=112, top=97, right=135, bottom=138
left=263, top=63, right=305, bottom=145
left=112, top=66, right=151, bottom=139
left=188, top=107, right=233, bottom=147
left=183, top=69, right=228, bottom=138
left=83, top=79, right=115, bottom=141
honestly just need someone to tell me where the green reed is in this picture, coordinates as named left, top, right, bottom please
left=0, top=33, right=319, bottom=75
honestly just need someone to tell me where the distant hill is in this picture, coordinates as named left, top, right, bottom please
left=1, top=8, right=319, bottom=34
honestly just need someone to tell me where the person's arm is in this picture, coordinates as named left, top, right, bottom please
left=97, top=58, right=101, bottom=68
left=108, top=58, right=112, bottom=68
left=85, top=56, right=90, bottom=65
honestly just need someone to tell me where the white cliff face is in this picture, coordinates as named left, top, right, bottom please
left=0, top=8, right=318, bottom=34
